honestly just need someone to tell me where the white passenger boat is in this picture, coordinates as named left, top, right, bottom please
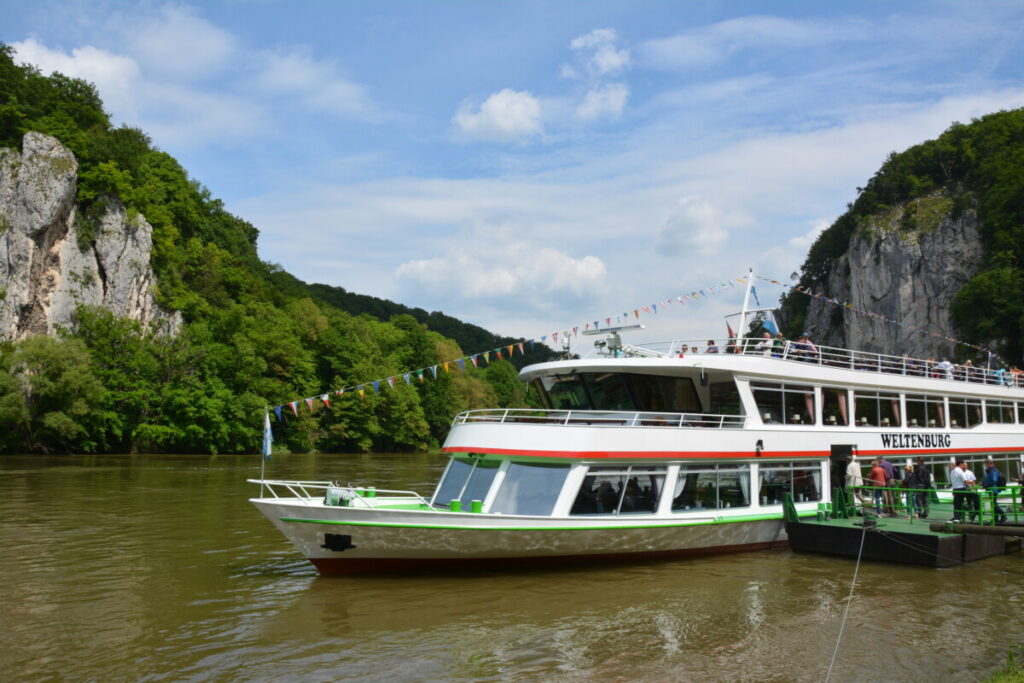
left=250, top=275, right=1024, bottom=574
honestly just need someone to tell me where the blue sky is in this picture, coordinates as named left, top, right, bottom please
left=4, top=1, right=1024, bottom=348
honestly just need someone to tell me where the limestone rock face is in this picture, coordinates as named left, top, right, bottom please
left=799, top=196, right=983, bottom=359
left=0, top=132, right=180, bottom=340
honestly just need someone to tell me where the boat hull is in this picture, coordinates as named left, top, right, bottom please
left=252, top=498, right=790, bottom=574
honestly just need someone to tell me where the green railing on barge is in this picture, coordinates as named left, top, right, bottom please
left=839, top=484, right=1024, bottom=526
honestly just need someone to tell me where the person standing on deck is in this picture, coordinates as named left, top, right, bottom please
left=962, top=462, right=980, bottom=522
left=845, top=454, right=866, bottom=511
left=950, top=459, right=968, bottom=523
left=912, top=457, right=932, bottom=519
left=983, top=457, right=1008, bottom=523
left=879, top=456, right=897, bottom=515
left=867, top=458, right=887, bottom=515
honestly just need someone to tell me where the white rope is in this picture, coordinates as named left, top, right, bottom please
left=825, top=523, right=868, bottom=682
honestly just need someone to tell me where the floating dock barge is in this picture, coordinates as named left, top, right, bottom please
left=783, top=490, right=1023, bottom=568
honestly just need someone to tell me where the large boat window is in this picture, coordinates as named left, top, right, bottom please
left=540, top=375, right=589, bottom=410
left=587, top=373, right=634, bottom=411
left=535, top=373, right=702, bottom=413
left=752, top=383, right=815, bottom=425
left=822, top=388, right=849, bottom=426
left=432, top=457, right=500, bottom=508
left=671, top=464, right=750, bottom=511
left=759, top=462, right=821, bottom=504
left=628, top=375, right=701, bottom=413
left=853, top=391, right=900, bottom=427
left=709, top=380, right=743, bottom=416
left=905, top=394, right=945, bottom=428
left=986, top=400, right=1015, bottom=424
left=570, top=465, right=666, bottom=515
left=490, top=462, right=569, bottom=516
left=948, top=398, right=982, bottom=428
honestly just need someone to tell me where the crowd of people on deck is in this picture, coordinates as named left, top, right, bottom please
left=676, top=331, right=1024, bottom=387
left=843, top=454, right=1022, bottom=524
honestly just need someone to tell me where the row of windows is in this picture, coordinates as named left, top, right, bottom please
left=433, top=458, right=825, bottom=517
left=753, top=382, right=1019, bottom=428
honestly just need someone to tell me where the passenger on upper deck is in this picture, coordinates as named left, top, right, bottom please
left=935, top=358, right=954, bottom=380
left=705, top=340, right=719, bottom=353
left=755, top=332, right=773, bottom=357
left=772, top=333, right=786, bottom=358
left=791, top=333, right=818, bottom=362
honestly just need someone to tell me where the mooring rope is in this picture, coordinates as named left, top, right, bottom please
left=825, top=522, right=868, bottom=682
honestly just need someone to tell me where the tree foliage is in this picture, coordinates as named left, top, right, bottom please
left=0, top=44, right=554, bottom=455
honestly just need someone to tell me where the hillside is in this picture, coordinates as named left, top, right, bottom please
left=0, top=44, right=549, bottom=455
left=779, top=108, right=1024, bottom=363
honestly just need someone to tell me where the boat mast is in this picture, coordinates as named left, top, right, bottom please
left=736, top=267, right=755, bottom=343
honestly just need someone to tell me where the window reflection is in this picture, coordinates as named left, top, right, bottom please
left=570, top=466, right=666, bottom=515
left=671, top=465, right=750, bottom=511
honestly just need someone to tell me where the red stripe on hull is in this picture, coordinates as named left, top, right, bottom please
left=309, top=541, right=787, bottom=575
left=442, top=446, right=827, bottom=459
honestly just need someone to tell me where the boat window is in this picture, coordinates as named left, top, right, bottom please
left=948, top=398, right=982, bottom=428
left=709, top=380, right=743, bottom=416
left=490, top=462, right=570, bottom=516
left=905, top=394, right=945, bottom=428
left=852, top=391, right=900, bottom=427
left=570, top=465, right=666, bottom=515
left=985, top=400, right=1015, bottom=424
left=1017, top=403, right=1024, bottom=425
left=628, top=375, right=701, bottom=413
left=752, top=383, right=815, bottom=425
left=433, top=457, right=476, bottom=507
left=671, top=464, right=750, bottom=511
left=587, top=373, right=635, bottom=411
left=822, top=388, right=849, bottom=426
left=543, top=375, right=589, bottom=410
left=759, top=462, right=821, bottom=504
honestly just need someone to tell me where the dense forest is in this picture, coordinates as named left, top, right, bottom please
left=0, top=44, right=552, bottom=455
left=779, top=108, right=1024, bottom=360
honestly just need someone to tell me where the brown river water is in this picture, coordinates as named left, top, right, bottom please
left=1, top=452, right=1021, bottom=682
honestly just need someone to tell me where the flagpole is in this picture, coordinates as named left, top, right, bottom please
left=737, top=267, right=755, bottom=344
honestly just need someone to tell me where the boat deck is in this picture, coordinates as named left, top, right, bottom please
left=784, top=496, right=1024, bottom=567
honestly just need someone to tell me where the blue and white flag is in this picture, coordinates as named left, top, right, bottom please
left=262, top=409, right=273, bottom=461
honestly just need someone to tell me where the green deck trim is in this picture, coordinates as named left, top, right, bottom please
left=278, top=510, right=817, bottom=531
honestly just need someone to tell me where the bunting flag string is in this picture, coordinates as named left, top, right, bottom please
left=267, top=274, right=754, bottom=423
left=756, top=276, right=1003, bottom=364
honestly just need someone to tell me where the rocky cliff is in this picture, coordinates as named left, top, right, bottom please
left=0, top=132, right=179, bottom=340
left=798, top=192, right=983, bottom=359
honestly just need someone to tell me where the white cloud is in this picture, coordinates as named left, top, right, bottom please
left=656, top=196, right=743, bottom=256
left=453, top=89, right=543, bottom=142
left=252, top=48, right=373, bottom=118
left=640, top=15, right=867, bottom=69
left=396, top=242, right=607, bottom=303
left=576, top=83, right=628, bottom=121
left=124, top=4, right=237, bottom=79
left=569, top=28, right=630, bottom=78
left=11, top=38, right=141, bottom=116
left=789, top=219, right=830, bottom=249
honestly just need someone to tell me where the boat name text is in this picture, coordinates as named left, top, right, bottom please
left=879, top=433, right=952, bottom=449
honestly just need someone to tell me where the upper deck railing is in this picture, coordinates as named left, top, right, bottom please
left=621, top=338, right=1020, bottom=389
left=453, top=408, right=745, bottom=429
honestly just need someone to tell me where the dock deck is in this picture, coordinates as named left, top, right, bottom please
left=783, top=494, right=1024, bottom=567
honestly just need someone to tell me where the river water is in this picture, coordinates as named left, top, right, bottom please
left=1, top=453, right=1021, bottom=682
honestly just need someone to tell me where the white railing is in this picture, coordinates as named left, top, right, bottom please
left=248, top=479, right=433, bottom=507
left=612, top=338, right=1020, bottom=389
left=452, top=408, right=746, bottom=429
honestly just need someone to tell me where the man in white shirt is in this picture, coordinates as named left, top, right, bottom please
left=935, top=358, right=954, bottom=380
left=949, top=459, right=967, bottom=522
left=962, top=462, right=980, bottom=522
